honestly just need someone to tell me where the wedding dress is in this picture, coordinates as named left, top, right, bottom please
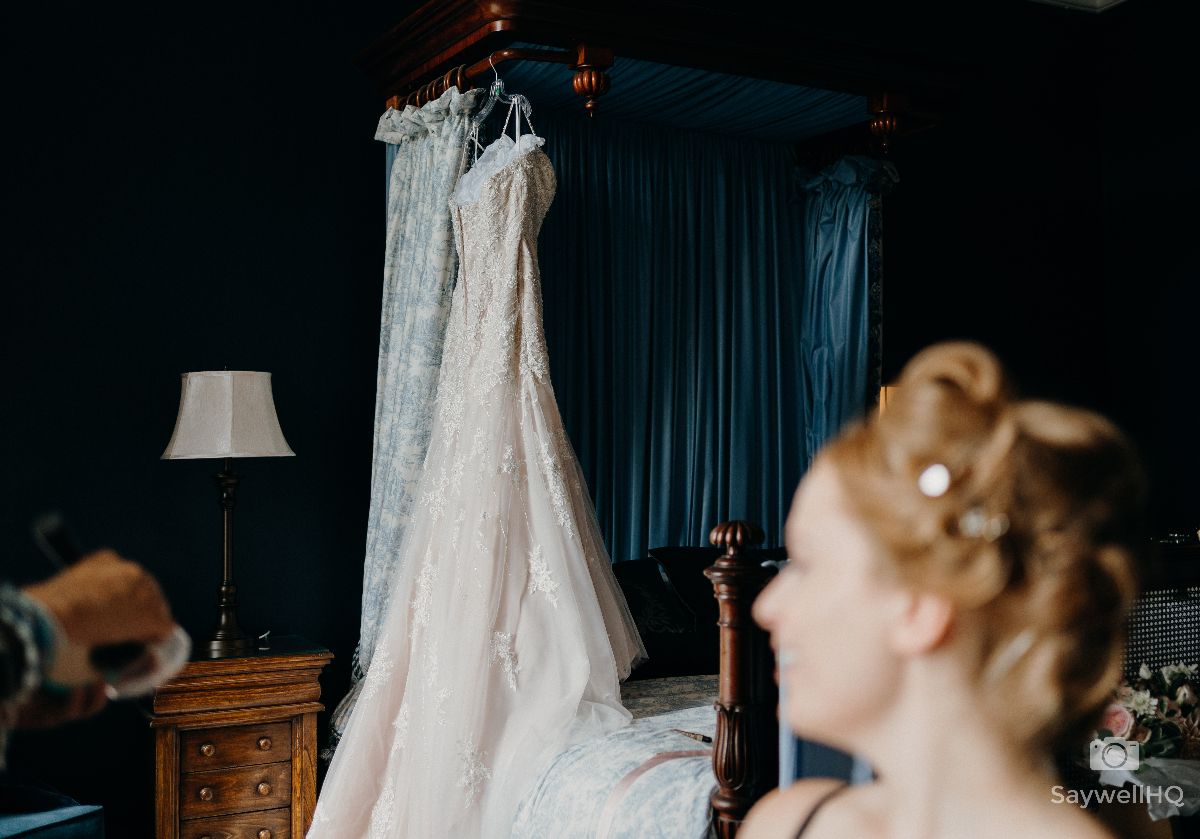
left=310, top=105, right=646, bottom=838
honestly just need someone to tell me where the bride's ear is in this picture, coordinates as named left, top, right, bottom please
left=887, top=589, right=954, bottom=656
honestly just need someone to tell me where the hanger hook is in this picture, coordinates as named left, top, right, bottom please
left=489, top=54, right=499, bottom=82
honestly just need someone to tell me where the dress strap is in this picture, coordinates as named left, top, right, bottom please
left=501, top=96, right=536, bottom=142
left=501, top=99, right=517, bottom=139
left=793, top=783, right=849, bottom=838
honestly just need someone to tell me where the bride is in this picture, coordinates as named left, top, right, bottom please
left=309, top=98, right=646, bottom=837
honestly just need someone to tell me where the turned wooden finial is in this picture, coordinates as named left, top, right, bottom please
left=571, top=44, right=614, bottom=117
left=709, top=520, right=766, bottom=556
left=572, top=67, right=610, bottom=117
left=868, top=92, right=904, bottom=155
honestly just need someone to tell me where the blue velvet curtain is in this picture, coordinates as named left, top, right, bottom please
left=800, top=157, right=895, bottom=464
left=533, top=109, right=809, bottom=562
left=781, top=155, right=898, bottom=788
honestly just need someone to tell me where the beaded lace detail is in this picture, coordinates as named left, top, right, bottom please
left=489, top=631, right=521, bottom=691
left=527, top=544, right=559, bottom=606
left=457, top=737, right=493, bottom=806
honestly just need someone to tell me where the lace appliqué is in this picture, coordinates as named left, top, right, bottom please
left=457, top=737, right=493, bottom=807
left=419, top=465, right=451, bottom=523
left=392, top=701, right=410, bottom=746
left=500, top=444, right=520, bottom=479
left=469, top=424, right=488, bottom=460
left=475, top=509, right=491, bottom=555
left=368, top=780, right=397, bottom=836
left=527, top=545, right=559, bottom=607
left=435, top=686, right=453, bottom=727
left=449, top=454, right=465, bottom=492
left=537, top=437, right=576, bottom=538
left=490, top=631, right=520, bottom=691
left=424, top=646, right=440, bottom=690
left=412, top=547, right=437, bottom=629
left=359, top=648, right=393, bottom=704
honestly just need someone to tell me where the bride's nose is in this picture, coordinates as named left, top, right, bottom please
left=751, top=576, right=780, bottom=630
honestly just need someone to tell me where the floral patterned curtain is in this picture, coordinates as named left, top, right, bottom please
left=329, top=87, right=480, bottom=750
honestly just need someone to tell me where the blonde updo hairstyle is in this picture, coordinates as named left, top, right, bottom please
left=824, top=342, right=1144, bottom=751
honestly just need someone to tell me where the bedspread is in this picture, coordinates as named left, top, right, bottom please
left=512, top=704, right=717, bottom=838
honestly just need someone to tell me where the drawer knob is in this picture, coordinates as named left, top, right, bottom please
left=200, top=835, right=213, bottom=839
left=198, top=786, right=214, bottom=801
left=257, top=736, right=272, bottom=751
left=258, top=831, right=273, bottom=839
left=256, top=782, right=272, bottom=796
left=199, top=743, right=215, bottom=757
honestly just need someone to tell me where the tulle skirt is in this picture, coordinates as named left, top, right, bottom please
left=310, top=368, right=646, bottom=838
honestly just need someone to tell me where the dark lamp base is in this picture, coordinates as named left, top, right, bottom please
left=207, top=634, right=254, bottom=658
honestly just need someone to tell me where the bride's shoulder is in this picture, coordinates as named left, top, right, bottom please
left=738, top=779, right=847, bottom=839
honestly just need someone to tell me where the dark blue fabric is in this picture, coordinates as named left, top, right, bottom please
left=0, top=807, right=104, bottom=839
left=799, top=157, right=897, bottom=464
left=532, top=108, right=810, bottom=562
left=501, top=47, right=868, bottom=143
left=783, top=155, right=897, bottom=789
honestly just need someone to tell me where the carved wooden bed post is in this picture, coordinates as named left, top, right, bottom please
left=705, top=520, right=780, bottom=839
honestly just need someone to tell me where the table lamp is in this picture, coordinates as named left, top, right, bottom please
left=162, top=371, right=295, bottom=657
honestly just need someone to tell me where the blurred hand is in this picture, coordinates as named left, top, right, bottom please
left=22, top=550, right=174, bottom=648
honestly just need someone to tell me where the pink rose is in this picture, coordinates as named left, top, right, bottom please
left=1100, top=703, right=1135, bottom=739
left=1177, top=684, right=1197, bottom=707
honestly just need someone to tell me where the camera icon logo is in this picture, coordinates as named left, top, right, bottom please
left=1089, top=736, right=1140, bottom=771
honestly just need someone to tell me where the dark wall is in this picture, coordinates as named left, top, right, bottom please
left=1, top=0, right=1193, bottom=835
left=1, top=3, right=400, bottom=835
left=875, top=0, right=1198, bottom=532
left=1095, top=0, right=1200, bottom=532
left=880, top=5, right=1105, bottom=400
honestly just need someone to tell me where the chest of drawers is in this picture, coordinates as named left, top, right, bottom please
left=150, top=637, right=333, bottom=839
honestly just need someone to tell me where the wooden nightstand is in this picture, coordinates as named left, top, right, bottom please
left=149, top=636, right=333, bottom=839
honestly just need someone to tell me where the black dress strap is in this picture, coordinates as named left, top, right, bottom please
left=793, top=783, right=850, bottom=838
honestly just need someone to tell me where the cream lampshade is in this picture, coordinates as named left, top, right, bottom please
left=163, top=371, right=295, bottom=657
left=162, top=371, right=294, bottom=459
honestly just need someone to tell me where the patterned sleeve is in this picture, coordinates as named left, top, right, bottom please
left=0, top=584, right=52, bottom=712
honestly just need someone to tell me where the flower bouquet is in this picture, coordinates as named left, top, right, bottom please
left=1091, top=662, right=1200, bottom=820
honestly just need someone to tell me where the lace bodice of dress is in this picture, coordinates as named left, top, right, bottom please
left=440, top=133, right=557, bottom=423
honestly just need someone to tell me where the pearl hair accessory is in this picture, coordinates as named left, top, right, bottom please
left=917, top=463, right=951, bottom=497
left=958, top=505, right=1011, bottom=542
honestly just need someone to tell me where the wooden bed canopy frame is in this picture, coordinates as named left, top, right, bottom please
left=360, top=0, right=962, bottom=159
left=359, top=2, right=964, bottom=834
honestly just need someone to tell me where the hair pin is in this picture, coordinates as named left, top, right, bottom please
left=918, top=463, right=951, bottom=498
left=958, top=505, right=1010, bottom=542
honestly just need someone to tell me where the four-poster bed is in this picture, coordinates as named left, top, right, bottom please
left=353, top=2, right=955, bottom=835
